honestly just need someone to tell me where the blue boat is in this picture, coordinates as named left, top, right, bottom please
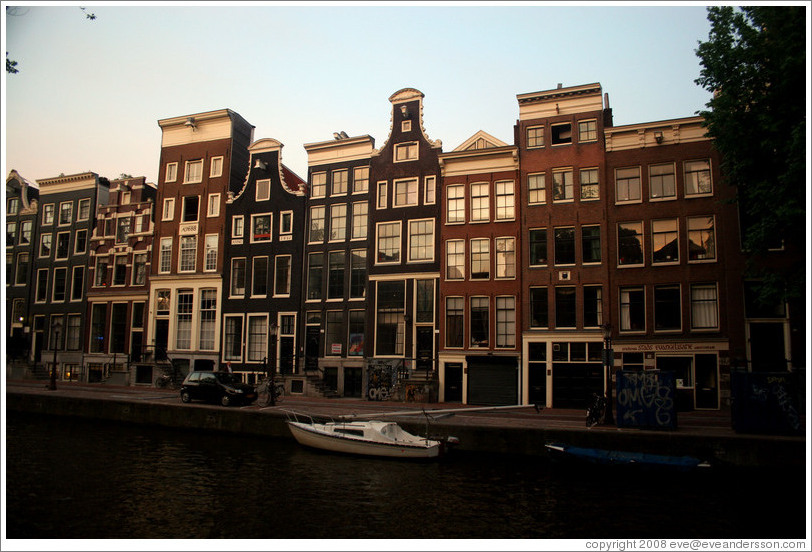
left=545, top=443, right=712, bottom=470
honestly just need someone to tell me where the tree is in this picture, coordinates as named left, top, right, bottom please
left=694, top=6, right=806, bottom=308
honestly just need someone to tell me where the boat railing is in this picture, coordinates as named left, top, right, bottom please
left=281, top=409, right=342, bottom=426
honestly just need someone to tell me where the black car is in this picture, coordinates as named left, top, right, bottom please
left=180, top=371, right=257, bottom=406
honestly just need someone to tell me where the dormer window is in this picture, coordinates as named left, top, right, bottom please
left=394, top=142, right=418, bottom=162
left=551, top=123, right=572, bottom=145
left=256, top=179, right=271, bottom=201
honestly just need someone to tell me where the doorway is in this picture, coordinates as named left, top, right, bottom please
left=444, top=362, right=463, bottom=402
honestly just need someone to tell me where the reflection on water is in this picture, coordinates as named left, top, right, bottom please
left=5, top=412, right=805, bottom=539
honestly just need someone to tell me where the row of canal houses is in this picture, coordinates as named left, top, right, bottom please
left=6, top=83, right=803, bottom=410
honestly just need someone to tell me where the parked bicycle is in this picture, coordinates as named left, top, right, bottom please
left=256, top=376, right=284, bottom=407
left=154, top=373, right=182, bottom=389
left=586, top=392, right=607, bottom=428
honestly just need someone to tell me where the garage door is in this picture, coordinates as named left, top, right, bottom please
left=466, top=356, right=518, bottom=405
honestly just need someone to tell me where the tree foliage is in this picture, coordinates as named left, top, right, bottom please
left=695, top=6, right=806, bottom=307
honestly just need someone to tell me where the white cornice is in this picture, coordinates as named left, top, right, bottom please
left=304, top=135, right=375, bottom=166
left=604, top=116, right=709, bottom=151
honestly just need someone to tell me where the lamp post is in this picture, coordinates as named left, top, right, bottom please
left=602, top=323, right=614, bottom=424
left=269, top=322, right=278, bottom=405
left=49, top=317, right=62, bottom=391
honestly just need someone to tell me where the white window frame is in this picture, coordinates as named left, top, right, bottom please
left=159, top=237, right=172, bottom=273
left=470, top=182, right=490, bottom=223
left=274, top=254, right=292, bottom=297
left=527, top=125, right=544, bottom=148
left=353, top=166, right=369, bottom=194
left=393, top=178, right=419, bottom=208
left=70, top=265, right=85, bottom=301
left=58, top=201, right=73, bottom=226
left=394, top=142, right=418, bottom=162
left=280, top=211, right=293, bottom=236
left=39, top=234, right=52, bottom=258
left=684, top=159, right=713, bottom=197
left=210, top=156, right=224, bottom=178
left=495, top=180, right=515, bottom=220
left=649, top=162, right=677, bottom=201
left=495, top=236, right=516, bottom=279
left=43, top=204, right=55, bottom=225
left=445, top=239, right=465, bottom=281
left=615, top=166, right=642, bottom=204
left=162, top=198, right=175, bottom=221
left=351, top=202, right=368, bottom=240
left=183, top=159, right=204, bottom=184
left=446, top=184, right=465, bottom=224
left=332, top=169, right=349, bottom=196
left=178, top=235, right=197, bottom=273
left=55, top=231, right=71, bottom=260
left=250, top=213, right=273, bottom=243
left=690, top=283, right=719, bottom=331
left=687, top=215, right=717, bottom=263
left=256, top=179, right=271, bottom=202
left=232, top=215, right=244, bottom=239
left=407, top=218, right=435, bottom=263
left=230, top=258, right=246, bottom=297
left=204, top=234, right=218, bottom=272
left=207, top=193, right=220, bottom=217
left=310, top=172, right=326, bottom=199
left=578, top=119, right=598, bottom=143
left=181, top=195, right=199, bottom=223
left=375, top=221, right=401, bottom=265
left=528, top=173, right=546, bottom=205
left=52, top=267, right=68, bottom=302
left=377, top=181, right=388, bottom=209
left=165, top=162, right=178, bottom=183
left=77, top=198, right=91, bottom=221
left=251, top=256, right=269, bottom=298
left=552, top=168, right=574, bottom=203
left=424, top=176, right=436, bottom=205
left=329, top=203, right=347, bottom=242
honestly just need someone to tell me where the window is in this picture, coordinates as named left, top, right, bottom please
left=74, top=229, right=87, bottom=255
left=554, top=227, right=575, bottom=265
left=552, top=169, right=574, bottom=202
left=445, top=240, right=465, bottom=280
left=424, top=176, right=436, bottom=205
left=78, top=198, right=91, bottom=220
left=230, top=258, right=246, bottom=296
left=551, top=123, right=572, bottom=145
left=251, top=213, right=272, bottom=242
left=470, top=183, right=489, bottom=222
left=620, top=287, right=645, bottom=332
left=394, top=178, right=418, bottom=207
left=332, top=169, right=348, bottom=195
left=649, top=163, right=676, bottom=200
left=156, top=290, right=170, bottom=316
left=121, top=191, right=132, bottom=205
left=377, top=181, right=388, bottom=209
left=445, top=297, right=464, bottom=348
left=210, top=156, right=223, bottom=178
left=204, top=234, right=218, bottom=271
left=402, top=120, right=412, bottom=133
left=529, top=229, right=547, bottom=266
left=684, top=159, right=712, bottom=196
left=175, top=291, right=194, bottom=349
left=184, top=160, right=203, bottom=184
left=307, top=253, right=323, bottom=300
left=39, top=234, right=52, bottom=258
left=353, top=166, right=369, bottom=193
left=66, top=314, right=82, bottom=351
left=7, top=222, right=17, bottom=246
left=165, top=162, right=178, bottom=183
left=325, top=311, right=343, bottom=356
left=527, top=126, right=544, bottom=148
left=618, top=222, right=644, bottom=266
left=94, top=257, right=108, bottom=286
left=580, top=168, right=599, bottom=200
left=470, top=238, right=490, bottom=280
left=394, top=142, right=418, bottom=162
left=582, top=226, right=602, bottom=264
left=252, top=257, right=269, bottom=297
left=162, top=198, right=175, bottom=221
left=652, top=219, right=679, bottom=264
left=19, top=220, right=32, bottom=245
left=59, top=202, right=73, bottom=225
left=496, top=297, right=516, bottom=348
left=35, top=270, right=48, bottom=302
left=52, top=268, right=67, bottom=301
left=528, top=173, right=546, bottom=204
left=224, top=316, right=243, bottom=361
left=329, top=204, right=347, bottom=241
left=376, top=281, right=405, bottom=356
left=199, top=289, right=217, bottom=350
left=348, top=310, right=365, bottom=356
left=408, top=219, right=434, bottom=262
left=7, top=197, right=19, bottom=215
left=14, top=253, right=29, bottom=286
left=691, top=284, right=718, bottom=330
left=207, top=194, right=220, bottom=217
left=470, top=297, right=489, bottom=347
left=179, top=236, right=196, bottom=272
left=615, top=166, right=643, bottom=204
left=310, top=172, right=326, bottom=198
left=309, top=206, right=325, bottom=243
left=182, top=196, right=199, bottom=222
left=71, top=266, right=85, bottom=301
left=688, top=216, right=716, bottom=261
left=584, top=286, right=602, bottom=327
left=655, top=285, right=682, bottom=331
left=275, top=255, right=291, bottom=296
left=495, top=181, right=514, bottom=220
left=43, top=204, right=55, bottom=225
left=247, top=315, right=268, bottom=362
left=159, top=238, right=172, bottom=273
left=495, top=237, right=516, bottom=278
left=350, top=250, right=367, bottom=299
left=415, top=279, right=433, bottom=323
left=113, top=256, right=127, bottom=286
left=555, top=287, right=576, bottom=328
left=132, top=253, right=147, bottom=285
left=376, top=222, right=400, bottom=264
left=280, top=211, right=293, bottom=235
left=231, top=216, right=244, bottom=239
left=116, top=217, right=131, bottom=243
left=446, top=185, right=465, bottom=223
left=578, top=119, right=597, bottom=142
left=328, top=251, right=345, bottom=299
left=351, top=202, right=367, bottom=239
left=56, top=232, right=70, bottom=259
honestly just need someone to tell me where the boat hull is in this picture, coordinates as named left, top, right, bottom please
left=545, top=443, right=711, bottom=470
left=287, top=421, right=441, bottom=459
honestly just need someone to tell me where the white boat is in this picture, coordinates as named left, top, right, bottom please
left=286, top=417, right=448, bottom=459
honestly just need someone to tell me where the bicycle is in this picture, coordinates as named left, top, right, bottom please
left=155, top=373, right=182, bottom=389
left=256, top=377, right=284, bottom=407
left=586, top=392, right=607, bottom=428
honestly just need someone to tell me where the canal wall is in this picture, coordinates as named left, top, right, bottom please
left=5, top=391, right=805, bottom=468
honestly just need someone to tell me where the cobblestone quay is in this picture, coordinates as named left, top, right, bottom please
left=5, top=380, right=806, bottom=468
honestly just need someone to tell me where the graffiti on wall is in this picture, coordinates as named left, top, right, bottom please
left=366, top=359, right=399, bottom=401
left=731, top=372, right=801, bottom=435
left=616, top=370, right=677, bottom=430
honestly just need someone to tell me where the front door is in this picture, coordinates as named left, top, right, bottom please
left=443, top=363, right=463, bottom=402
left=154, top=319, right=169, bottom=360
left=415, top=326, right=434, bottom=373
left=344, top=367, right=362, bottom=397
left=305, top=326, right=320, bottom=372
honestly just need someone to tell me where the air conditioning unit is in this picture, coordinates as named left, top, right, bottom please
left=559, top=271, right=571, bottom=281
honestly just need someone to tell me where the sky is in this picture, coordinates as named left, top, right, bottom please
left=3, top=1, right=717, bottom=185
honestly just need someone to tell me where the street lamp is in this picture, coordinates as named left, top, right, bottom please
left=49, top=317, right=62, bottom=391
left=602, top=322, right=614, bottom=424
left=269, top=322, right=278, bottom=406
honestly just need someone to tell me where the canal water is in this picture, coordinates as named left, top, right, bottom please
left=5, top=412, right=806, bottom=540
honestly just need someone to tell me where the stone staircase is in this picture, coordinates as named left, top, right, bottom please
left=302, top=371, right=341, bottom=398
